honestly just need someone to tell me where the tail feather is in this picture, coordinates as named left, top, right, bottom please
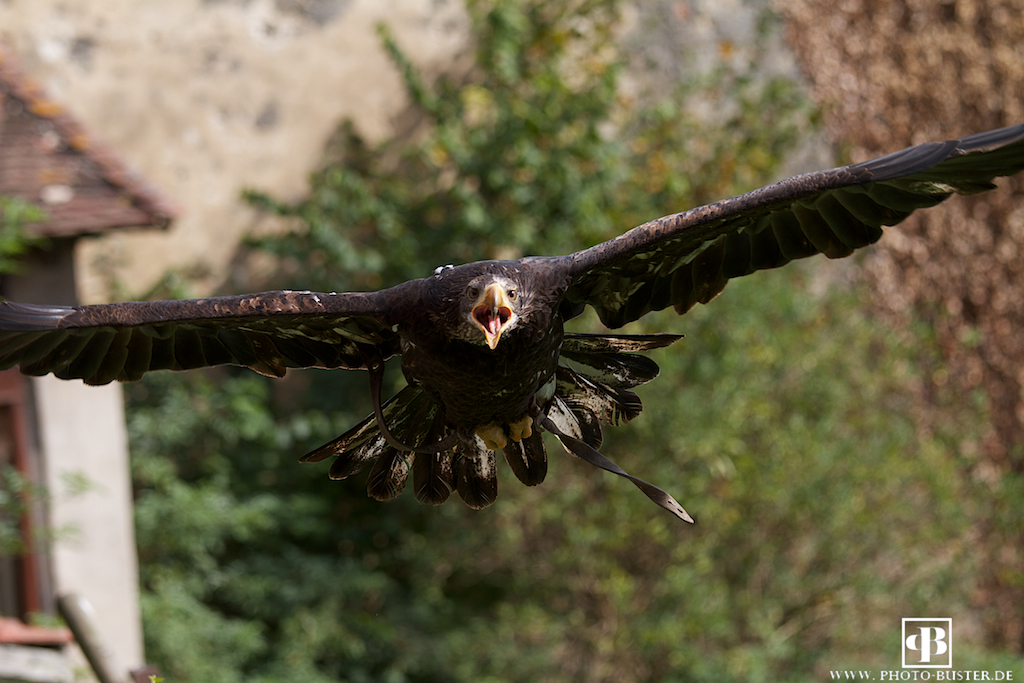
left=502, top=428, right=547, bottom=486
left=455, top=437, right=498, bottom=510
left=302, top=332, right=685, bottom=516
left=413, top=419, right=455, bottom=505
left=367, top=451, right=412, bottom=501
left=328, top=435, right=386, bottom=480
left=301, top=391, right=406, bottom=464
left=363, top=390, right=441, bottom=500
left=303, top=386, right=442, bottom=488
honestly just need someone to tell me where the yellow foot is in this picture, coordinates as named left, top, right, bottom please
left=475, top=423, right=507, bottom=450
left=508, top=414, right=533, bottom=442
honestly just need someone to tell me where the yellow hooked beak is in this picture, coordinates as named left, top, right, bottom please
left=471, top=283, right=516, bottom=350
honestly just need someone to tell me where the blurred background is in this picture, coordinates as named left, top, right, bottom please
left=1, top=0, right=1023, bottom=680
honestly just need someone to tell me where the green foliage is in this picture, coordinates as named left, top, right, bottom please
left=243, top=0, right=809, bottom=295
left=0, top=465, right=38, bottom=555
left=611, top=271, right=978, bottom=680
left=0, top=466, right=86, bottom=560
left=0, top=196, right=47, bottom=275
left=127, top=1, right=997, bottom=681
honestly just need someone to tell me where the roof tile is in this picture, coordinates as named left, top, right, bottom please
left=0, top=46, right=178, bottom=238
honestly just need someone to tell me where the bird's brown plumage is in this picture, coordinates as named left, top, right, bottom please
left=3, top=123, right=1024, bottom=521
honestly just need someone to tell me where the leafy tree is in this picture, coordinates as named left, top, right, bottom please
left=0, top=196, right=47, bottom=275
left=127, top=1, right=1007, bottom=681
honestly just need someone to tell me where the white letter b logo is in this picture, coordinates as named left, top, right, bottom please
left=902, top=618, right=952, bottom=668
left=906, top=627, right=947, bottom=662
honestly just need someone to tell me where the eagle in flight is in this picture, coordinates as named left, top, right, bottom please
left=2, top=123, right=1024, bottom=522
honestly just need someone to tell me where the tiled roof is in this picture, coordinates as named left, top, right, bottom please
left=0, top=47, right=178, bottom=238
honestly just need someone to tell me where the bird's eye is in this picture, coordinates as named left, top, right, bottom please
left=507, top=289, right=517, bottom=301
left=467, top=286, right=479, bottom=300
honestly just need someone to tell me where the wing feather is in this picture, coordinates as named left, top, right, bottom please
left=562, top=123, right=1024, bottom=327
left=0, top=284, right=420, bottom=384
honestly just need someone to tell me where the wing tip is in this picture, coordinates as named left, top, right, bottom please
left=0, top=301, right=75, bottom=332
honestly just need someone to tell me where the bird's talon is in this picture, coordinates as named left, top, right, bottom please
left=475, top=423, right=507, bottom=451
left=508, top=414, right=533, bottom=442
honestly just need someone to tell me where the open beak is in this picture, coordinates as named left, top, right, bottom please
left=471, top=283, right=516, bottom=350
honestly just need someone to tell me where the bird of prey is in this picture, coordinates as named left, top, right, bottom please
left=2, top=123, right=1024, bottom=522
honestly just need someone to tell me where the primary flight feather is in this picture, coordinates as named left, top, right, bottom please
left=3, top=123, right=1024, bottom=522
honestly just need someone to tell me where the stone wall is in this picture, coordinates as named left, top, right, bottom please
left=0, top=0, right=470, bottom=302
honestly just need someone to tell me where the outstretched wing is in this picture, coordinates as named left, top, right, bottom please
left=563, top=123, right=1024, bottom=328
left=0, top=284, right=421, bottom=385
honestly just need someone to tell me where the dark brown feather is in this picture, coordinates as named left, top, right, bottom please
left=564, top=123, right=1024, bottom=329
left=367, top=450, right=412, bottom=502
left=0, top=286, right=419, bottom=384
left=413, top=450, right=455, bottom=505
left=502, top=429, right=547, bottom=487
left=454, top=440, right=498, bottom=510
left=1, top=124, right=1023, bottom=521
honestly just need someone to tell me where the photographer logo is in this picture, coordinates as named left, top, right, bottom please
left=902, top=618, right=952, bottom=669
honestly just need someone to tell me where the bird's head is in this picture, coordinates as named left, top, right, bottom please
left=461, top=274, right=521, bottom=349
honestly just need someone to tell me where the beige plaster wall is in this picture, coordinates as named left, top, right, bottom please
left=0, top=0, right=470, bottom=302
